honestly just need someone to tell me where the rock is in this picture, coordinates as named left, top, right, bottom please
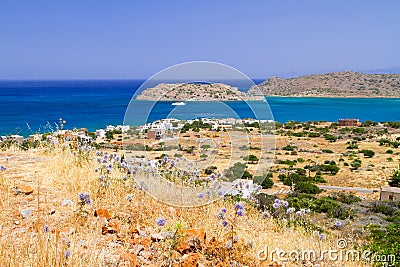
left=139, top=250, right=153, bottom=260
left=176, top=228, right=206, bottom=252
left=150, top=232, right=165, bottom=241
left=59, top=226, right=75, bottom=235
left=120, top=253, right=139, bottom=266
left=94, top=208, right=111, bottom=220
left=20, top=208, right=32, bottom=218
left=133, top=244, right=144, bottom=255
left=181, top=252, right=201, bottom=267
left=62, top=199, right=74, bottom=206
left=15, top=185, right=34, bottom=195
left=102, top=226, right=117, bottom=235
left=167, top=206, right=176, bottom=216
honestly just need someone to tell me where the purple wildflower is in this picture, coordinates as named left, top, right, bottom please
left=78, top=193, right=86, bottom=201
left=222, top=220, right=228, bottom=227
left=44, top=225, right=50, bottom=233
left=272, top=202, right=280, bottom=209
left=156, top=217, right=166, bottom=226
left=197, top=193, right=204, bottom=199
left=221, top=208, right=227, bottom=213
left=237, top=209, right=245, bottom=216
left=1, top=166, right=6, bottom=171
left=319, top=233, right=326, bottom=240
left=234, top=203, right=244, bottom=210
left=334, top=221, right=342, bottom=228
left=262, top=211, right=270, bottom=219
left=65, top=250, right=72, bottom=258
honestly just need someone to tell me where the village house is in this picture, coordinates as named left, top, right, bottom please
left=338, top=118, right=359, bottom=127
left=380, top=186, right=400, bottom=201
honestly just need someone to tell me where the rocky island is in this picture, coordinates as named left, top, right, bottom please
left=135, top=82, right=264, bottom=101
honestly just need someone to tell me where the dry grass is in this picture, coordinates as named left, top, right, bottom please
left=0, top=144, right=371, bottom=266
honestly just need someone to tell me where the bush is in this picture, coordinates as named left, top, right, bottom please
left=329, top=192, right=361, bottom=204
left=360, top=149, right=375, bottom=158
left=282, top=145, right=296, bottom=151
left=350, top=159, right=362, bottom=170
left=286, top=194, right=353, bottom=219
left=277, top=159, right=297, bottom=166
left=370, top=201, right=399, bottom=216
left=365, top=224, right=400, bottom=267
left=294, top=182, right=322, bottom=194
left=324, top=134, right=337, bottom=142
left=253, top=173, right=273, bottom=186
left=389, top=170, right=400, bottom=187
left=322, top=149, right=334, bottom=154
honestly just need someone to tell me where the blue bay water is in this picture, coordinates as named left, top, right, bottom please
left=1, top=80, right=400, bottom=137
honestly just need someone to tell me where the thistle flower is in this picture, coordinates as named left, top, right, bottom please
left=156, top=217, right=166, bottom=226
left=65, top=250, right=72, bottom=258
left=286, top=207, right=295, bottom=214
left=334, top=221, right=342, bottom=227
left=234, top=202, right=244, bottom=210
left=217, top=212, right=225, bottom=220
left=237, top=209, right=245, bottom=216
left=78, top=193, right=86, bottom=201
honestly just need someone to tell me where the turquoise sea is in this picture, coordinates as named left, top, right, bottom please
left=1, top=80, right=400, bottom=136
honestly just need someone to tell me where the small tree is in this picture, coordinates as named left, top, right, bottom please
left=200, top=144, right=211, bottom=150
left=244, top=154, right=259, bottom=164
left=350, top=159, right=362, bottom=170
left=360, top=149, right=375, bottom=158
left=254, top=173, right=274, bottom=189
left=388, top=169, right=400, bottom=187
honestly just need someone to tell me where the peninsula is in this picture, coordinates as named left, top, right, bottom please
left=249, top=71, right=400, bottom=97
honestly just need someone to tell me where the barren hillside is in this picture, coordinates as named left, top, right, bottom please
left=250, top=71, right=400, bottom=97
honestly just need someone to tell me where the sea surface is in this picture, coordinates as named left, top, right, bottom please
left=1, top=80, right=400, bottom=137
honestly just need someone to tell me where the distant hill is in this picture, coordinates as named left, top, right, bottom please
left=250, top=71, right=400, bottom=97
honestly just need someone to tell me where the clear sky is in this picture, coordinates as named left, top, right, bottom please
left=1, top=0, right=399, bottom=79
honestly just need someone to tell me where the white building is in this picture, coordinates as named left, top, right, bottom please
left=95, top=129, right=106, bottom=138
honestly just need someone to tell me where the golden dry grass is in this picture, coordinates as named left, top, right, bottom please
left=0, top=144, right=372, bottom=266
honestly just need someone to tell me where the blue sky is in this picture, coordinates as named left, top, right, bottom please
left=0, top=0, right=399, bottom=79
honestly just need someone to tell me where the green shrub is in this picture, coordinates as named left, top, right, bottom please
left=360, top=149, right=375, bottom=158
left=294, top=182, right=321, bottom=194
left=365, top=224, right=400, bottom=267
